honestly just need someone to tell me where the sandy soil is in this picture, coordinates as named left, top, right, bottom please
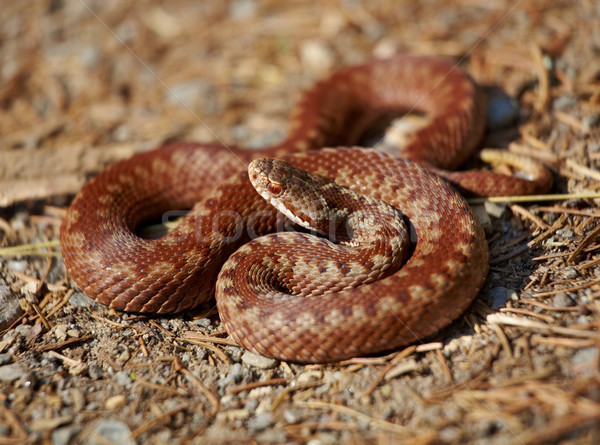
left=1, top=1, right=599, bottom=443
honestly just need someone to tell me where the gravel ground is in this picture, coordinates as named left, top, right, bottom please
left=1, top=1, right=599, bottom=444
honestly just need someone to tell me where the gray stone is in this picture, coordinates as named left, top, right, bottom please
left=7, top=260, right=27, bottom=273
left=247, top=412, right=273, bottom=432
left=556, top=227, right=574, bottom=238
left=553, top=95, right=577, bottom=111
left=114, top=370, right=133, bottom=388
left=51, top=425, right=81, bottom=445
left=86, top=420, right=135, bottom=445
left=69, top=291, right=99, bottom=309
left=283, top=408, right=302, bottom=424
left=245, top=398, right=258, bottom=414
left=483, top=201, right=507, bottom=219
left=220, top=363, right=244, bottom=387
left=488, top=287, right=512, bottom=310
left=0, top=363, right=25, bottom=382
left=0, top=354, right=12, bottom=366
left=0, top=284, right=23, bottom=330
left=241, top=351, right=279, bottom=369
left=229, top=0, right=257, bottom=20
left=165, top=79, right=215, bottom=113
left=583, top=114, right=600, bottom=131
left=472, top=204, right=492, bottom=232
left=552, top=292, right=576, bottom=307
left=226, top=346, right=243, bottom=363
left=572, top=347, right=598, bottom=370
left=486, top=88, right=520, bottom=130
left=88, top=364, right=103, bottom=380
left=193, top=318, right=212, bottom=329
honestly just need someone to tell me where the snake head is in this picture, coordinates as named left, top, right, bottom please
left=248, top=158, right=343, bottom=235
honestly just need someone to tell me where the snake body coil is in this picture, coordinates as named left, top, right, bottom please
left=60, top=55, right=551, bottom=362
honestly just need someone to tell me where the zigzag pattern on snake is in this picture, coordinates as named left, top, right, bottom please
left=59, top=55, right=551, bottom=362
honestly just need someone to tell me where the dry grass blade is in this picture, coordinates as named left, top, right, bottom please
left=487, top=314, right=600, bottom=339
left=295, top=400, right=411, bottom=436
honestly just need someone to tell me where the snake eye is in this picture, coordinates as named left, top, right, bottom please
left=267, top=182, right=282, bottom=195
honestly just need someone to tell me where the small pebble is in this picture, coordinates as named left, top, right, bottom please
left=220, top=363, right=244, bottom=387
left=552, top=94, right=577, bottom=111
left=245, top=398, right=258, bottom=414
left=226, top=346, right=244, bottom=363
left=556, top=227, right=574, bottom=238
left=241, top=351, right=279, bottom=369
left=552, top=292, right=576, bottom=307
left=488, top=286, right=513, bottom=311
left=114, top=370, right=133, bottom=388
left=483, top=201, right=507, bottom=219
left=486, top=88, right=520, bottom=130
left=0, top=363, right=25, bottom=382
left=105, top=395, right=126, bottom=410
left=87, top=420, right=135, bottom=445
left=283, top=408, right=302, bottom=424
left=0, top=285, right=24, bottom=330
left=229, top=0, right=257, bottom=20
left=0, top=354, right=12, bottom=366
left=166, top=80, right=215, bottom=112
left=572, top=347, right=598, bottom=375
left=219, top=394, right=237, bottom=409
left=472, top=205, right=492, bottom=232
left=88, top=364, right=103, bottom=380
left=7, top=260, right=27, bottom=273
left=247, top=412, right=273, bottom=432
left=581, top=114, right=600, bottom=130
left=51, top=425, right=81, bottom=445
left=193, top=318, right=212, bottom=329
left=69, top=291, right=99, bottom=309
left=300, top=40, right=334, bottom=76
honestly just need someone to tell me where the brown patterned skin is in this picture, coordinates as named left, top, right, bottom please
left=60, top=55, right=552, bottom=362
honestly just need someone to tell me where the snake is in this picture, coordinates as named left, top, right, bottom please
left=59, top=55, right=552, bottom=362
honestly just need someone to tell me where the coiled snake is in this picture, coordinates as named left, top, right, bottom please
left=60, top=55, right=551, bottom=362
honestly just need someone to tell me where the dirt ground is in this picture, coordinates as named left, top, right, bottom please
left=1, top=0, right=600, bottom=443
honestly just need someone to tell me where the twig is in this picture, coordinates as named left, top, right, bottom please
left=487, top=314, right=600, bottom=339
left=173, top=359, right=219, bottom=417
left=530, top=336, right=597, bottom=349
left=554, top=110, right=591, bottom=134
left=468, top=192, right=600, bottom=205
left=489, top=323, right=513, bottom=359
left=270, top=379, right=326, bottom=412
left=509, top=204, right=549, bottom=230
left=295, top=400, right=410, bottom=435
left=531, top=44, right=550, bottom=111
left=46, top=289, right=74, bottom=319
left=181, top=340, right=231, bottom=364
left=227, top=377, right=288, bottom=395
left=131, top=405, right=188, bottom=438
left=565, top=158, right=600, bottom=182
left=568, top=223, right=600, bottom=263
left=536, top=206, right=600, bottom=218
left=499, top=307, right=555, bottom=324
left=533, top=277, right=600, bottom=298
left=362, top=345, right=417, bottom=399
left=181, top=331, right=238, bottom=346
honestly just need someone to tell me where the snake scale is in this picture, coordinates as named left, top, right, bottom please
left=60, top=55, right=552, bottom=362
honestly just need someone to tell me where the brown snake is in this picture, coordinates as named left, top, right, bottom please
left=60, top=55, right=552, bottom=362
